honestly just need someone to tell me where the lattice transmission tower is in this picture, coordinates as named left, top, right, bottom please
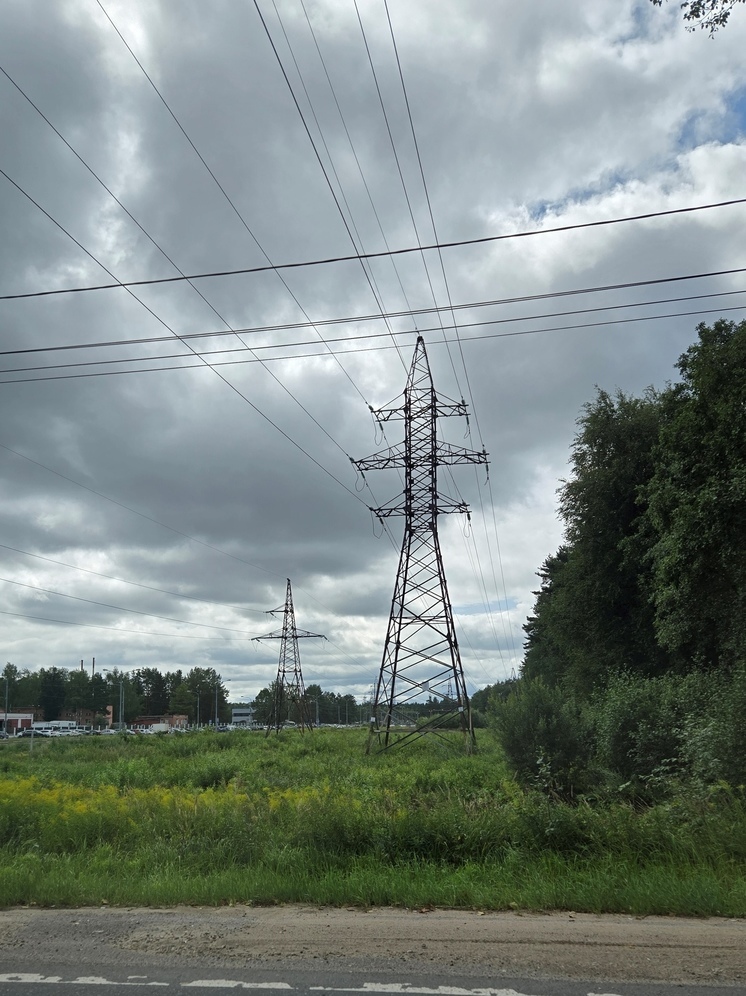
left=354, top=336, right=488, bottom=752
left=252, top=578, right=325, bottom=735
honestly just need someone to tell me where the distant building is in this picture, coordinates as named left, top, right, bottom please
left=59, top=707, right=96, bottom=726
left=133, top=714, right=188, bottom=730
left=231, top=706, right=255, bottom=726
left=2, top=712, right=34, bottom=734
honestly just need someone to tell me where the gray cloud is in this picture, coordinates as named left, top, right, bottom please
left=2, top=0, right=745, bottom=700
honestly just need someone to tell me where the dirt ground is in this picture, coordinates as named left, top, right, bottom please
left=1, top=905, right=745, bottom=986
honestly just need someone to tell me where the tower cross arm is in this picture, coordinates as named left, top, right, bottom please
left=352, top=443, right=406, bottom=471
left=253, top=629, right=326, bottom=641
left=369, top=403, right=404, bottom=423
left=436, top=442, right=489, bottom=466
left=434, top=399, right=469, bottom=418
left=251, top=630, right=284, bottom=642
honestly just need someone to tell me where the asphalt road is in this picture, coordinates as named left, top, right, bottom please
left=0, top=906, right=744, bottom=996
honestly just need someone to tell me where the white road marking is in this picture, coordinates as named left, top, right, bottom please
left=0, top=975, right=167, bottom=986
left=310, top=987, right=541, bottom=996
left=181, top=985, right=294, bottom=990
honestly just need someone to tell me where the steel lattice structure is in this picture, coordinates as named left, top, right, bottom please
left=252, top=578, right=325, bottom=735
left=354, top=336, right=488, bottom=751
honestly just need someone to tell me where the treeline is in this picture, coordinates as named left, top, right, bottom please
left=250, top=681, right=469, bottom=727
left=2, top=663, right=230, bottom=726
left=493, top=319, right=746, bottom=798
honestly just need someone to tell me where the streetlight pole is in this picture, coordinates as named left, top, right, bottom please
left=3, top=663, right=9, bottom=736
left=196, top=689, right=200, bottom=729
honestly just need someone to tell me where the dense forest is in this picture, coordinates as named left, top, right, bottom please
left=489, top=319, right=746, bottom=798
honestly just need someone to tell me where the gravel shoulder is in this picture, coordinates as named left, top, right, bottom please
left=1, top=906, right=745, bottom=986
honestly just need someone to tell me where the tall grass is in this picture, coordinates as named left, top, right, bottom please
left=0, top=729, right=744, bottom=913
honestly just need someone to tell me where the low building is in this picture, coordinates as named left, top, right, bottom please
left=231, top=706, right=255, bottom=726
left=59, top=707, right=96, bottom=727
left=133, top=714, right=188, bottom=731
left=2, top=712, right=34, bottom=735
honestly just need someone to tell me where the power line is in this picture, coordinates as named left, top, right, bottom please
left=0, top=65, right=379, bottom=486
left=89, top=0, right=401, bottom=532
left=0, top=166, right=370, bottom=506
left=1, top=198, right=742, bottom=302
left=4, top=299, right=745, bottom=385
left=0, top=442, right=389, bottom=641
left=0, top=575, right=258, bottom=636
left=3, top=283, right=745, bottom=366
left=0, top=608, right=247, bottom=641
left=0, top=542, right=261, bottom=613
left=95, top=0, right=374, bottom=409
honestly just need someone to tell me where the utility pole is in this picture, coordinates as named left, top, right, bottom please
left=354, top=336, right=488, bottom=752
left=3, top=663, right=9, bottom=736
left=252, top=579, right=325, bottom=735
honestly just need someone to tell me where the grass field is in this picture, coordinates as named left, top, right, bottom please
left=1, top=728, right=744, bottom=913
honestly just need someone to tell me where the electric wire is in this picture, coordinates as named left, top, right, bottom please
left=92, top=0, right=403, bottom=550
left=297, top=0, right=417, bottom=367
left=5, top=299, right=744, bottom=384
left=0, top=542, right=262, bottom=614
left=352, top=0, right=459, bottom=385
left=249, top=0, right=410, bottom=548
left=0, top=575, right=259, bottom=636
left=372, top=0, right=464, bottom=393
left=0, top=166, right=370, bottom=507
left=0, top=608, right=248, bottom=641
left=267, top=0, right=408, bottom=371
left=94, top=1, right=378, bottom=412
left=251, top=0, right=411, bottom=379
left=380, top=0, right=517, bottom=662
left=2, top=199, right=742, bottom=301
left=0, top=64, right=376, bottom=485
left=3, top=283, right=744, bottom=362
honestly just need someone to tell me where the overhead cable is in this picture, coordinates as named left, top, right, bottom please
left=1, top=199, right=742, bottom=302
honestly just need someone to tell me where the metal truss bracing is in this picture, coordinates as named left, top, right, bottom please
left=354, top=336, right=488, bottom=752
left=252, top=578, right=325, bottom=735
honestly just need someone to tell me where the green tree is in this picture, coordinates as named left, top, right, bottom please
left=185, top=667, right=228, bottom=724
left=2, top=662, right=19, bottom=711
left=103, top=670, right=143, bottom=726
left=132, top=667, right=170, bottom=715
left=168, top=681, right=196, bottom=720
left=644, top=320, right=746, bottom=671
left=64, top=669, right=91, bottom=721
left=252, top=681, right=285, bottom=726
left=38, top=667, right=67, bottom=721
left=14, top=669, right=41, bottom=710
left=650, top=0, right=745, bottom=34
left=524, top=389, right=667, bottom=693
left=90, top=673, right=109, bottom=715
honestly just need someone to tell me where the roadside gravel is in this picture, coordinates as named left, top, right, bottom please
left=1, top=906, right=745, bottom=986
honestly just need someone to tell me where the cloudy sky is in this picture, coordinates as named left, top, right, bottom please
left=1, top=0, right=745, bottom=703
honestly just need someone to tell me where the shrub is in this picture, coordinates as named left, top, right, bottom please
left=489, top=680, right=594, bottom=797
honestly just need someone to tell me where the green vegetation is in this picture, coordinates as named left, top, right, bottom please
left=486, top=319, right=745, bottom=837
left=2, top=321, right=744, bottom=914
left=0, top=728, right=744, bottom=914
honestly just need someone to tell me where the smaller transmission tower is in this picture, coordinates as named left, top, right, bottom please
left=252, top=579, right=325, bottom=735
